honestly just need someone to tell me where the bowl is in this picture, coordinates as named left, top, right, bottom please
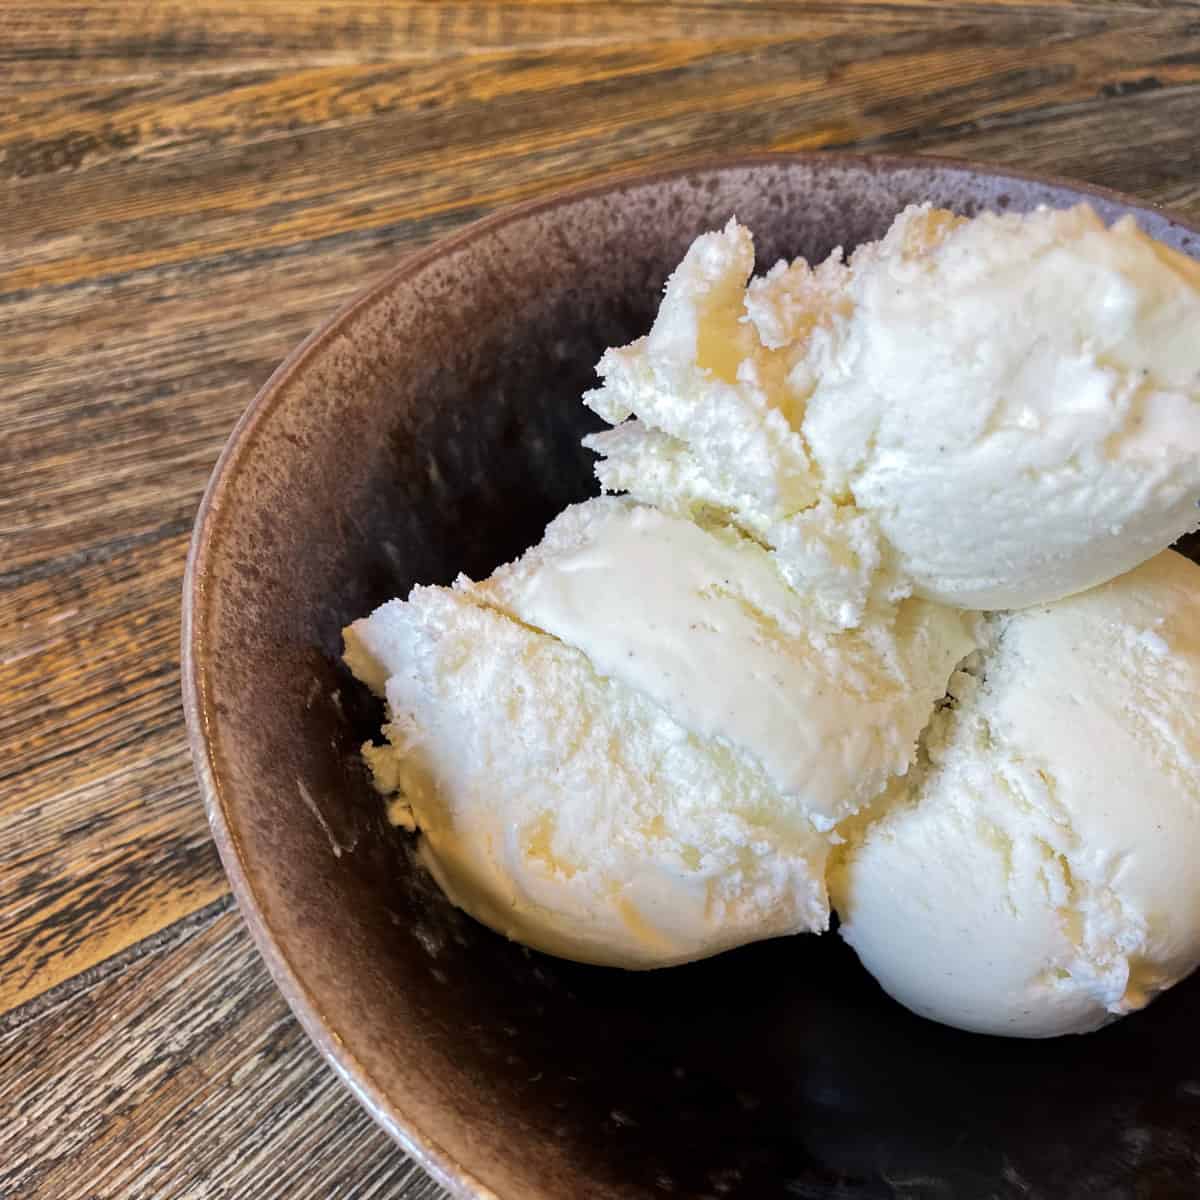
left=183, top=154, right=1200, bottom=1200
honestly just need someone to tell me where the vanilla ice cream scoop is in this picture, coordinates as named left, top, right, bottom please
left=344, top=498, right=976, bottom=967
left=803, top=204, right=1200, bottom=609
left=345, top=585, right=834, bottom=969
left=587, top=205, right=1200, bottom=616
left=830, top=550, right=1200, bottom=1037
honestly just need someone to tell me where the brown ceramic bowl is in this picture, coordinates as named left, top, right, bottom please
left=183, top=154, right=1200, bottom=1200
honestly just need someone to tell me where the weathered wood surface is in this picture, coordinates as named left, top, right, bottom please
left=0, top=902, right=447, bottom=1200
left=2, top=2, right=1198, bottom=1194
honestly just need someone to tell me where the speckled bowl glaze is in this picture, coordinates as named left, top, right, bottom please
left=184, top=155, right=1200, bottom=1200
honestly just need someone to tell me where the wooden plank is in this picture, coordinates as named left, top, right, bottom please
left=4, top=8, right=1199, bottom=292
left=6, top=1, right=1151, bottom=84
left=0, top=257, right=365, bottom=580
left=825, top=81, right=1200, bottom=211
left=0, top=903, right=450, bottom=1200
left=0, top=534, right=228, bottom=1014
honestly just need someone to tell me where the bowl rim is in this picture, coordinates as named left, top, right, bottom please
left=181, top=149, right=1200, bottom=1199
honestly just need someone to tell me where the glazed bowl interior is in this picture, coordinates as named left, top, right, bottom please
left=184, top=155, right=1200, bottom=1200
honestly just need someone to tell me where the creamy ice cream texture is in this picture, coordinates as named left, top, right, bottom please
left=831, top=551, right=1200, bottom=1038
left=587, top=204, right=1200, bottom=611
left=477, top=498, right=974, bottom=828
left=346, top=582, right=831, bottom=970
left=345, top=200, right=1200, bottom=1034
left=345, top=497, right=976, bottom=968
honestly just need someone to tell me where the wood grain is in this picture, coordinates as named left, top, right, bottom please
left=10, top=2, right=1175, bottom=84
left=5, top=6, right=1200, bottom=292
left=0, top=903, right=451, bottom=1199
left=2, top=2, right=1199, bottom=1196
left=0, top=534, right=224, bottom=1012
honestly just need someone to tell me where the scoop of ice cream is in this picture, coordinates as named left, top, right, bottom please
left=477, top=497, right=977, bottom=829
left=344, top=498, right=977, bottom=968
left=829, top=550, right=1200, bottom=1037
left=802, top=204, right=1200, bottom=609
left=587, top=206, right=1200, bottom=616
left=344, top=586, right=833, bottom=969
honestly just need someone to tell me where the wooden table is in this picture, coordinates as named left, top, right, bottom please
left=2, top=3, right=1199, bottom=1195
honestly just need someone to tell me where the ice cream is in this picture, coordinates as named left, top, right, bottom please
left=585, top=421, right=894, bottom=629
left=803, top=204, right=1200, bottom=609
left=829, top=551, right=1200, bottom=1037
left=583, top=219, right=833, bottom=531
left=345, top=497, right=977, bottom=967
left=478, top=498, right=975, bottom=827
left=345, top=584, right=830, bottom=969
left=587, top=205, right=1200, bottom=612
left=583, top=219, right=883, bottom=624
left=344, top=199, right=1200, bottom=1031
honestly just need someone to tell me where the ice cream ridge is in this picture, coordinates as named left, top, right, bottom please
left=345, top=202, right=1200, bottom=1037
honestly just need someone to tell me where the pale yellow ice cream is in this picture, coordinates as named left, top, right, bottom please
left=587, top=205, right=1200, bottom=614
left=478, top=498, right=975, bottom=829
left=803, top=205, right=1200, bottom=609
left=345, top=498, right=976, bottom=968
left=830, top=551, right=1200, bottom=1037
left=583, top=218, right=889, bottom=627
left=346, top=585, right=831, bottom=969
left=346, top=202, right=1200, bottom=1024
